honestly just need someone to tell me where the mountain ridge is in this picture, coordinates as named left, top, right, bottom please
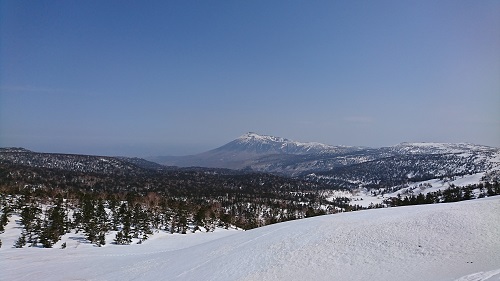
left=2, top=133, right=499, bottom=189
left=227, top=132, right=357, bottom=154
left=149, top=133, right=500, bottom=186
left=149, top=132, right=365, bottom=169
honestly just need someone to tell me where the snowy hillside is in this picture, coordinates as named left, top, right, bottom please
left=3, top=197, right=500, bottom=281
left=389, top=142, right=498, bottom=155
left=306, top=143, right=500, bottom=188
left=334, top=172, right=495, bottom=208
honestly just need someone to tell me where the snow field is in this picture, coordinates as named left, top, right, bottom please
left=2, top=196, right=499, bottom=281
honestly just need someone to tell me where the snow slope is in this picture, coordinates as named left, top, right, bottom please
left=3, top=197, right=500, bottom=281
left=348, top=172, right=489, bottom=208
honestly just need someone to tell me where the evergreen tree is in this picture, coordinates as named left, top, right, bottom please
left=15, top=232, right=27, bottom=248
left=84, top=220, right=97, bottom=244
left=114, top=231, right=124, bottom=245
left=0, top=206, right=11, bottom=233
left=115, top=206, right=132, bottom=245
left=425, top=193, right=436, bottom=204
left=82, top=205, right=97, bottom=244
left=95, top=200, right=108, bottom=231
left=132, top=203, right=142, bottom=238
left=39, top=219, right=53, bottom=248
left=94, top=200, right=109, bottom=246
left=72, top=210, right=83, bottom=233
left=486, top=183, right=495, bottom=197
left=97, top=232, right=106, bottom=247
left=42, top=199, right=67, bottom=246
left=110, top=203, right=120, bottom=231
left=415, top=193, right=426, bottom=204
left=463, top=188, right=472, bottom=200
left=138, top=209, right=152, bottom=241
left=122, top=218, right=132, bottom=245
left=81, top=196, right=95, bottom=224
left=19, top=204, right=42, bottom=247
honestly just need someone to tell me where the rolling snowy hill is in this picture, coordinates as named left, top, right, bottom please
left=2, top=196, right=500, bottom=281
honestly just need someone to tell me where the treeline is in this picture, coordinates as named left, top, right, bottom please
left=384, top=182, right=500, bottom=207
left=0, top=186, right=334, bottom=248
left=0, top=163, right=322, bottom=195
left=0, top=162, right=344, bottom=248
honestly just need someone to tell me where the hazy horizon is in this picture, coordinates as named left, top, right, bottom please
left=2, top=131, right=500, bottom=158
left=1, top=1, right=499, bottom=157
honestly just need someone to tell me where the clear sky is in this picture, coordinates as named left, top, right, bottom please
left=1, top=0, right=499, bottom=156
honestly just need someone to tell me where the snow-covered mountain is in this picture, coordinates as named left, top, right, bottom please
left=221, top=132, right=355, bottom=155
left=3, top=196, right=500, bottom=281
left=389, top=142, right=498, bottom=155
left=150, top=132, right=363, bottom=169
left=151, top=133, right=500, bottom=187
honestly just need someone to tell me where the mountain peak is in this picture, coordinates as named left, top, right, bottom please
left=221, top=133, right=356, bottom=156
left=236, top=132, right=290, bottom=144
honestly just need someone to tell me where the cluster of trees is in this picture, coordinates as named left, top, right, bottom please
left=384, top=182, right=500, bottom=207
left=1, top=191, right=217, bottom=248
left=6, top=196, right=69, bottom=248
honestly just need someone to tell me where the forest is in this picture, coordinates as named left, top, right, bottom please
left=0, top=163, right=351, bottom=248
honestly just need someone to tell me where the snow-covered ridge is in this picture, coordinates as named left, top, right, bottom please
left=0, top=147, right=33, bottom=153
left=237, top=132, right=292, bottom=144
left=231, top=132, right=355, bottom=154
left=391, top=142, right=498, bottom=155
left=151, top=133, right=500, bottom=179
left=0, top=150, right=163, bottom=175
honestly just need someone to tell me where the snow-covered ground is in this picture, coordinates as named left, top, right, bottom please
left=348, top=173, right=488, bottom=207
left=2, top=196, right=499, bottom=281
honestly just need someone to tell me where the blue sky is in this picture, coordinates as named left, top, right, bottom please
left=1, top=0, right=499, bottom=156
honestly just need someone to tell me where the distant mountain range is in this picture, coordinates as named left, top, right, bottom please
left=1, top=132, right=499, bottom=189
left=149, top=132, right=500, bottom=187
